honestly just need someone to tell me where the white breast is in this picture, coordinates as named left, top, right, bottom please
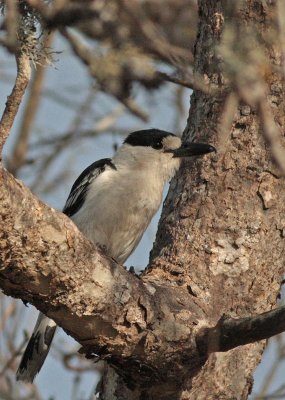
left=71, top=166, right=164, bottom=264
left=71, top=142, right=181, bottom=264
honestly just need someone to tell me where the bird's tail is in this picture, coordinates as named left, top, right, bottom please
left=16, top=312, right=57, bottom=383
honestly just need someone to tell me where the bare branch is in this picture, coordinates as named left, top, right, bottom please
left=277, top=0, right=285, bottom=78
left=217, top=91, right=239, bottom=155
left=119, top=0, right=193, bottom=65
left=5, top=0, right=18, bottom=51
left=8, top=32, right=54, bottom=175
left=0, top=298, right=16, bottom=333
left=0, top=168, right=199, bottom=389
left=25, top=0, right=98, bottom=28
left=196, top=306, right=285, bottom=355
left=157, top=71, right=216, bottom=94
left=0, top=337, right=26, bottom=378
left=120, top=96, right=148, bottom=121
left=61, top=28, right=148, bottom=121
left=0, top=52, right=31, bottom=157
left=257, top=98, right=285, bottom=175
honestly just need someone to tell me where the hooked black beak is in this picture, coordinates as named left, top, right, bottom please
left=171, top=142, right=216, bottom=158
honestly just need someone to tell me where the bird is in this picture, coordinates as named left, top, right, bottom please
left=16, top=128, right=215, bottom=383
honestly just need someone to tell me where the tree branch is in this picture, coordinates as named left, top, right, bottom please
left=196, top=305, right=285, bottom=355
left=0, top=168, right=205, bottom=389
left=1, top=162, right=285, bottom=394
left=257, top=98, right=285, bottom=176
left=8, top=32, right=54, bottom=175
left=60, top=28, right=148, bottom=122
left=0, top=52, right=31, bottom=158
left=157, top=71, right=215, bottom=94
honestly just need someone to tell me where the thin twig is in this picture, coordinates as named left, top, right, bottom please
left=61, top=28, right=148, bottom=121
left=8, top=32, right=55, bottom=175
left=31, top=126, right=123, bottom=148
left=30, top=88, right=97, bottom=191
left=0, top=52, right=31, bottom=158
left=62, top=352, right=99, bottom=373
left=120, top=0, right=193, bottom=65
left=120, top=97, right=148, bottom=121
left=5, top=0, right=18, bottom=51
left=0, top=300, right=16, bottom=333
left=277, top=0, right=285, bottom=78
left=157, top=71, right=216, bottom=94
left=217, top=92, right=239, bottom=155
left=0, top=337, right=26, bottom=377
left=257, top=98, right=285, bottom=175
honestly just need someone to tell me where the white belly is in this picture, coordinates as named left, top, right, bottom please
left=71, top=168, right=163, bottom=264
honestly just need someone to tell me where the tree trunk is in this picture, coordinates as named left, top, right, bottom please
left=144, top=1, right=285, bottom=399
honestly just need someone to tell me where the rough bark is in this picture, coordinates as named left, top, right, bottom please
left=1, top=165, right=285, bottom=399
left=0, top=168, right=208, bottom=397
left=0, top=52, right=31, bottom=157
left=145, top=1, right=285, bottom=399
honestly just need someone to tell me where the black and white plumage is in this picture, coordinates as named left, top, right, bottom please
left=63, top=158, right=116, bottom=217
left=16, top=129, right=215, bottom=383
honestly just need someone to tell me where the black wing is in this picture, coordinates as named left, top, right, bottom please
left=63, top=158, right=116, bottom=217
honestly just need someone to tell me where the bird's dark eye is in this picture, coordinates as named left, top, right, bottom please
left=152, top=141, right=163, bottom=149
